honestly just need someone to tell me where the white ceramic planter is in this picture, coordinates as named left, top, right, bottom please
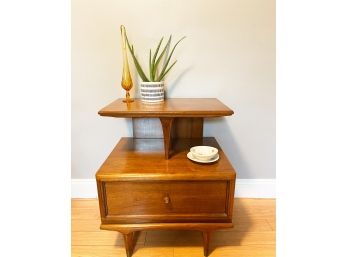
left=140, top=81, right=165, bottom=103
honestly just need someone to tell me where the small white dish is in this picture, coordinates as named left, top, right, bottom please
left=190, top=146, right=218, bottom=161
left=187, top=151, right=219, bottom=163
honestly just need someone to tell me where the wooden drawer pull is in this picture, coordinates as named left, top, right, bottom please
left=164, top=195, right=170, bottom=204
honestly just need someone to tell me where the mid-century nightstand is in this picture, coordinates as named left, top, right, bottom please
left=96, top=98, right=236, bottom=257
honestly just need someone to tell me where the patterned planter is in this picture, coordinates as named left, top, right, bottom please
left=140, top=81, right=165, bottom=103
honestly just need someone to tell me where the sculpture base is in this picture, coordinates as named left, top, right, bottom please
left=122, top=98, right=134, bottom=103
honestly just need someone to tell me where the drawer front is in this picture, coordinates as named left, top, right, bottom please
left=101, top=180, right=232, bottom=223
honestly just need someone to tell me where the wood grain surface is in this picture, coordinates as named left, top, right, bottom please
left=103, top=181, right=229, bottom=223
left=98, top=98, right=234, bottom=118
left=96, top=137, right=236, bottom=181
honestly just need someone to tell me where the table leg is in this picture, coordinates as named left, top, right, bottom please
left=202, top=231, right=211, bottom=257
left=123, top=232, right=136, bottom=257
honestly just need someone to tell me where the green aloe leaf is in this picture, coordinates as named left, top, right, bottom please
left=153, top=35, right=172, bottom=81
left=159, top=36, right=185, bottom=81
left=149, top=49, right=153, bottom=81
left=158, top=60, right=177, bottom=81
left=125, top=34, right=149, bottom=82
left=151, top=37, right=164, bottom=80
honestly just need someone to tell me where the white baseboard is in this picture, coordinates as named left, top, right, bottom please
left=234, top=179, right=275, bottom=198
left=71, top=179, right=97, bottom=198
left=72, top=179, right=275, bottom=198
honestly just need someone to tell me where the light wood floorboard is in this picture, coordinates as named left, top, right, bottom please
left=72, top=198, right=275, bottom=257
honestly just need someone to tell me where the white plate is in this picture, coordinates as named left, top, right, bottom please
left=187, top=151, right=219, bottom=163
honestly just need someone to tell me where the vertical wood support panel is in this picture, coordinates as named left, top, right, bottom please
left=159, top=117, right=174, bottom=159
left=132, top=117, right=204, bottom=159
left=172, top=118, right=203, bottom=138
left=133, top=118, right=204, bottom=139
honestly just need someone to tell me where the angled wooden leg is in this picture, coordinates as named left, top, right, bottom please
left=123, top=232, right=135, bottom=257
left=202, top=231, right=211, bottom=257
left=159, top=117, right=174, bottom=159
left=202, top=231, right=210, bottom=257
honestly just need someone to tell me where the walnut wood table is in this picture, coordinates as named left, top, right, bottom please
left=96, top=98, right=236, bottom=257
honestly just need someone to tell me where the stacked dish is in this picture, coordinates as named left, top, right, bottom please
left=187, top=146, right=219, bottom=163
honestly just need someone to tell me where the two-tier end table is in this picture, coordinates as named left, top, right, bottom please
left=96, top=98, right=236, bottom=257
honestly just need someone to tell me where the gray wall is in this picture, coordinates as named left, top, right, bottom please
left=72, top=0, right=275, bottom=179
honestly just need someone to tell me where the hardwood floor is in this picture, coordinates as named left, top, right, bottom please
left=72, top=198, right=275, bottom=257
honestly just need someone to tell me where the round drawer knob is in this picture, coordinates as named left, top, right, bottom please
left=164, top=195, right=170, bottom=204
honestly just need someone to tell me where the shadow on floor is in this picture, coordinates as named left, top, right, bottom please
left=130, top=199, right=252, bottom=255
left=210, top=199, right=251, bottom=253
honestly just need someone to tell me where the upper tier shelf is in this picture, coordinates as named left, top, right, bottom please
left=98, top=98, right=234, bottom=118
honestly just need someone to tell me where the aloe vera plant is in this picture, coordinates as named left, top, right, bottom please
left=123, top=27, right=185, bottom=82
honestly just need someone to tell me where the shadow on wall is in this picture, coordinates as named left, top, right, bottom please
left=205, top=117, right=252, bottom=178
left=166, top=66, right=193, bottom=97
